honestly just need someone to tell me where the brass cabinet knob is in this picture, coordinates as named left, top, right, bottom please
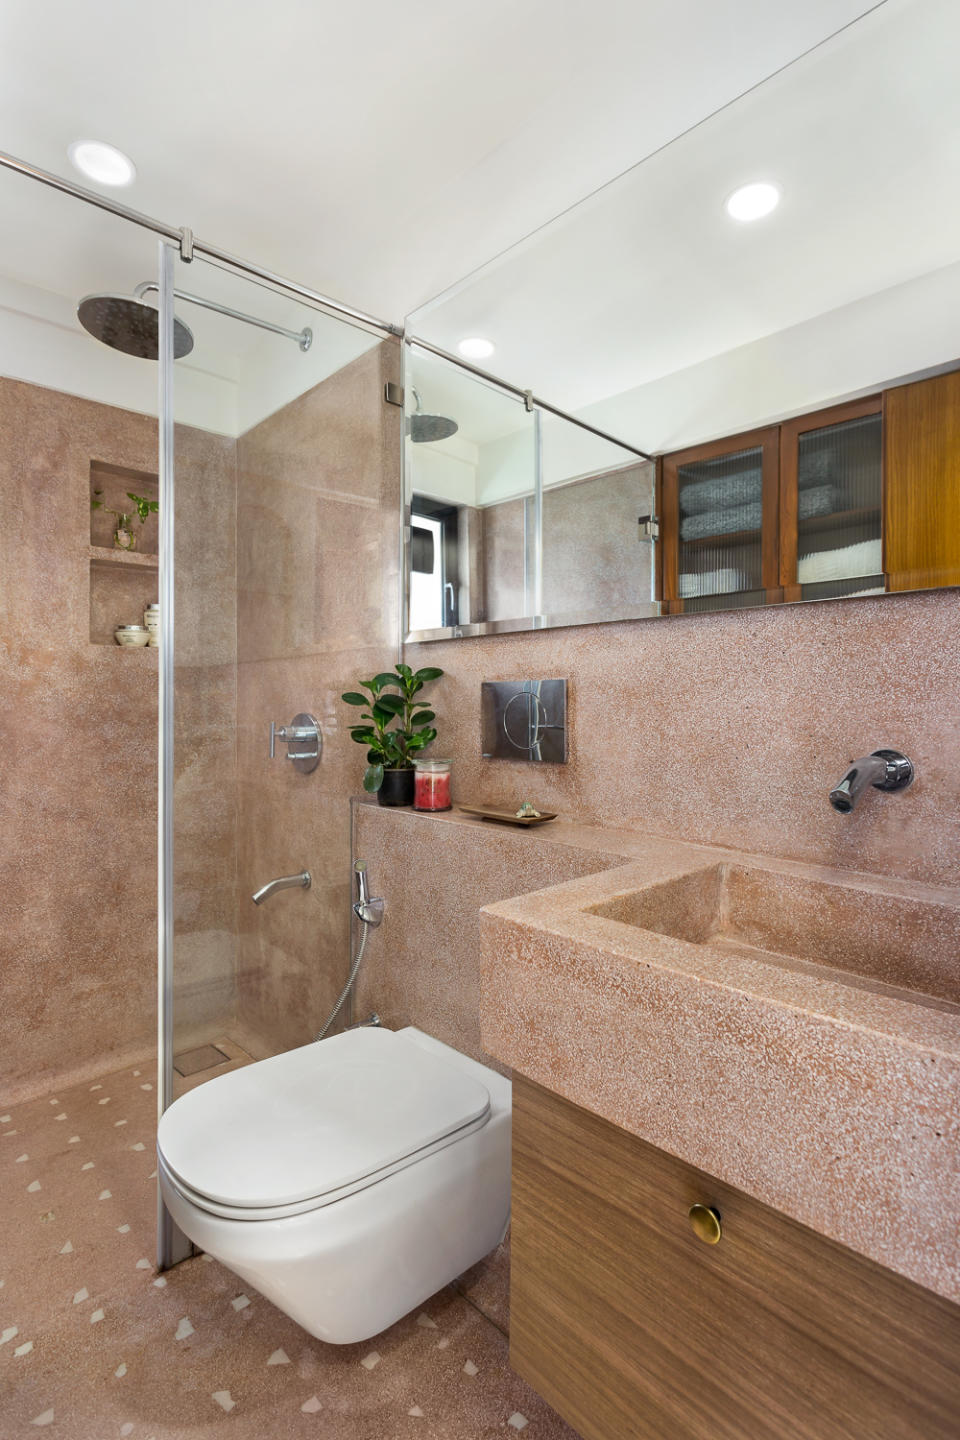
left=688, top=1204, right=722, bottom=1244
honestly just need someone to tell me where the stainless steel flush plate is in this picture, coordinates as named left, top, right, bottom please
left=481, top=679, right=567, bottom=763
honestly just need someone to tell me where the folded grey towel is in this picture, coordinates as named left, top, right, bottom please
left=798, top=484, right=836, bottom=520
left=679, top=468, right=762, bottom=516
left=797, top=451, right=831, bottom=488
left=680, top=501, right=763, bottom=541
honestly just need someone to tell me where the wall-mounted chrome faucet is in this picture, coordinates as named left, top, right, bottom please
left=829, top=749, right=914, bottom=814
left=251, top=870, right=311, bottom=905
left=269, top=713, right=321, bottom=774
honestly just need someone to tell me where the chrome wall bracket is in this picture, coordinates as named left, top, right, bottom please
left=481, top=679, right=567, bottom=763
left=269, top=713, right=322, bottom=774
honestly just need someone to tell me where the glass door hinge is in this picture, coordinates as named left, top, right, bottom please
left=638, top=514, right=659, bottom=540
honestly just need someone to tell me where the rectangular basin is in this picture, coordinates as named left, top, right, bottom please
left=589, top=863, right=960, bottom=1005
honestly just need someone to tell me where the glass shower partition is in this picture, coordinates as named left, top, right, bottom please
left=0, top=165, right=165, bottom=1104
left=158, top=243, right=400, bottom=1264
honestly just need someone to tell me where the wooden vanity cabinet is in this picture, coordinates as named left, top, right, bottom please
left=511, top=1077, right=960, bottom=1440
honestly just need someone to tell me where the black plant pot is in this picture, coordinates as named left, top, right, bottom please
left=377, top=767, right=415, bottom=808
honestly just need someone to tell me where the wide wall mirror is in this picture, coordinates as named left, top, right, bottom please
left=404, top=0, right=960, bottom=638
left=404, top=345, right=654, bottom=638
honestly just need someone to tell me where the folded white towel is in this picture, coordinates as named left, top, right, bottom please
left=797, top=538, right=882, bottom=583
left=679, top=568, right=748, bottom=598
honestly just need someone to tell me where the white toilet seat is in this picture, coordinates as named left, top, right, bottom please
left=157, top=1109, right=492, bottom=1220
left=157, top=1026, right=492, bottom=1219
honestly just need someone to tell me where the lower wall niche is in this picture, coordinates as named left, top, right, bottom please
left=88, top=550, right=159, bottom=645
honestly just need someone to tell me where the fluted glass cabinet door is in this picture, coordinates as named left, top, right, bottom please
left=779, top=397, right=883, bottom=602
left=660, top=427, right=780, bottom=612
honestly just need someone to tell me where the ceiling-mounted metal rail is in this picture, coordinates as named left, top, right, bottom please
left=0, top=149, right=401, bottom=340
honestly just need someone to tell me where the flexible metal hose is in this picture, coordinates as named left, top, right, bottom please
left=315, top=920, right=369, bottom=1041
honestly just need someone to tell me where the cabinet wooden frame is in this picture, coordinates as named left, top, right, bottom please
left=659, top=425, right=781, bottom=612
left=778, top=394, right=883, bottom=601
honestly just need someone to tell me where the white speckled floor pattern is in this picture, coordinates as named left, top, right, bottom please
left=1, top=1061, right=579, bottom=1439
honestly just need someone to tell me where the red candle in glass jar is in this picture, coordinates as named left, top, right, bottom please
left=414, top=759, right=452, bottom=811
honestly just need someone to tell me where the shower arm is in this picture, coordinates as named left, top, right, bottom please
left=134, top=281, right=312, bottom=352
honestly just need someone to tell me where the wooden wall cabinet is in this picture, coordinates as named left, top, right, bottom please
left=657, top=368, right=959, bottom=609
left=512, top=1076, right=960, bottom=1440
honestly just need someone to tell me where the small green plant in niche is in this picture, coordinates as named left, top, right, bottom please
left=91, top=490, right=159, bottom=552
left=341, top=664, right=443, bottom=796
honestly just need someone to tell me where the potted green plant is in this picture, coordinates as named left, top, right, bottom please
left=91, top=490, right=159, bottom=552
left=341, top=664, right=443, bottom=806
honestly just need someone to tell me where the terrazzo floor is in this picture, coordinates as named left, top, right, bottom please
left=1, top=1059, right=579, bottom=1439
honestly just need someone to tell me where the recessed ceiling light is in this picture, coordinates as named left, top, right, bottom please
left=68, top=140, right=136, bottom=187
left=724, top=181, right=780, bottom=223
left=457, top=337, right=495, bottom=360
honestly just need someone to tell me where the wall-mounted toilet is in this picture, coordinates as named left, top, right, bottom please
left=157, top=1025, right=511, bottom=1344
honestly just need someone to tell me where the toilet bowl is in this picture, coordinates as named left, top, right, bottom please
left=157, top=1025, right=511, bottom=1344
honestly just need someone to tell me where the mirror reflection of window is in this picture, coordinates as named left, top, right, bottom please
left=409, top=500, right=461, bottom=630
left=408, top=513, right=443, bottom=632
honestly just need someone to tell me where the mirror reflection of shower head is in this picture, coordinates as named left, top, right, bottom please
left=408, top=387, right=458, bottom=443
left=77, top=281, right=313, bottom=360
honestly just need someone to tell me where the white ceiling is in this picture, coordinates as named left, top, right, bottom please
left=411, top=0, right=960, bottom=439
left=0, top=0, right=875, bottom=336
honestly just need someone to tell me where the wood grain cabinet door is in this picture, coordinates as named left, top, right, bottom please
left=885, top=370, right=960, bottom=592
left=511, top=1077, right=960, bottom=1440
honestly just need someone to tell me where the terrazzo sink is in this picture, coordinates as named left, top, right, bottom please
left=478, top=837, right=960, bottom=1305
left=588, top=861, right=960, bottom=1004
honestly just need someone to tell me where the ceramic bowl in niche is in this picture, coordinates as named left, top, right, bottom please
left=115, top=625, right=151, bottom=648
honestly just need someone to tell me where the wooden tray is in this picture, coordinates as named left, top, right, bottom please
left=458, top=804, right=557, bottom=827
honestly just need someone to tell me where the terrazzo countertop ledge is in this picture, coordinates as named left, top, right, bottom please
left=475, top=826, right=960, bottom=1304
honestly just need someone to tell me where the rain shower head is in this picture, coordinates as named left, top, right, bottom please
left=77, top=292, right=195, bottom=359
left=408, top=387, right=458, bottom=443
left=77, top=281, right=313, bottom=359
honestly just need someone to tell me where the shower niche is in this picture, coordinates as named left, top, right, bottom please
left=87, top=459, right=159, bottom=646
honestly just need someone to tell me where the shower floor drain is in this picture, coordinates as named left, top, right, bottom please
left=173, top=1043, right=231, bottom=1078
